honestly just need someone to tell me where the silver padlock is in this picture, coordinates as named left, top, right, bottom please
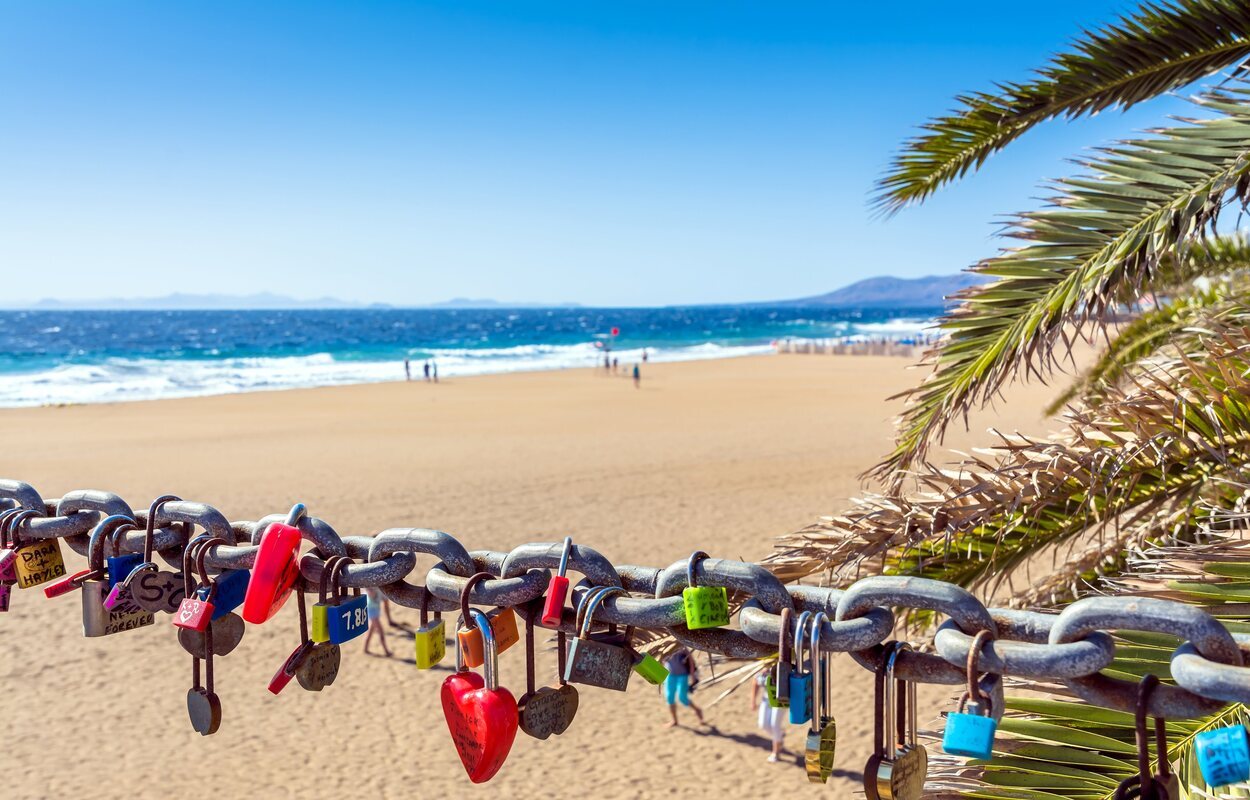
left=81, top=515, right=155, bottom=637
left=564, top=585, right=633, bottom=691
left=864, top=641, right=927, bottom=800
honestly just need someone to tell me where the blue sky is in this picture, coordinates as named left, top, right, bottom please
left=0, top=1, right=1201, bottom=306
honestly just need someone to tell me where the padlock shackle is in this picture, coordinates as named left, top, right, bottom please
left=1134, top=674, right=1172, bottom=792
left=556, top=536, right=573, bottom=577
left=87, top=514, right=139, bottom=570
left=685, top=550, right=710, bottom=589
left=965, top=629, right=994, bottom=708
left=108, top=521, right=139, bottom=559
left=0, top=507, right=27, bottom=548
left=807, top=612, right=828, bottom=735
left=328, top=556, right=353, bottom=600
left=459, top=572, right=496, bottom=628
left=461, top=607, right=499, bottom=688
left=318, top=555, right=347, bottom=604
left=792, top=610, right=813, bottom=675
left=182, top=533, right=213, bottom=595
left=284, top=503, right=307, bottom=528
left=193, top=536, right=230, bottom=603
left=4, top=508, right=39, bottom=549
left=777, top=607, right=793, bottom=664
left=143, top=495, right=181, bottom=563
left=578, top=585, right=627, bottom=638
left=883, top=641, right=915, bottom=752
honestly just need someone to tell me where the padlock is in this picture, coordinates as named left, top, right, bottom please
left=541, top=536, right=574, bottom=627
left=0, top=507, right=21, bottom=578
left=310, top=556, right=369, bottom=644
left=565, top=586, right=634, bottom=691
left=187, top=611, right=222, bottom=736
left=1113, top=675, right=1179, bottom=800
left=805, top=611, right=837, bottom=783
left=268, top=580, right=315, bottom=695
left=681, top=550, right=730, bottom=630
left=81, top=515, right=154, bottom=637
left=1196, top=724, right=1250, bottom=787
left=457, top=575, right=520, bottom=669
left=105, top=523, right=143, bottom=592
left=102, top=522, right=152, bottom=611
left=126, top=497, right=186, bottom=615
left=864, top=641, right=927, bottom=800
left=7, top=508, right=67, bottom=590
left=517, top=602, right=580, bottom=740
left=789, top=610, right=814, bottom=725
left=173, top=539, right=218, bottom=632
left=943, top=630, right=998, bottom=760
left=442, top=602, right=519, bottom=783
left=415, top=588, right=446, bottom=670
left=208, top=568, right=251, bottom=620
left=632, top=650, right=669, bottom=685
left=767, top=607, right=793, bottom=708
left=242, top=503, right=305, bottom=624
left=104, top=559, right=156, bottom=611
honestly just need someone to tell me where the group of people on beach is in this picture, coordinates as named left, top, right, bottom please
left=602, top=348, right=645, bottom=388
left=403, top=357, right=438, bottom=383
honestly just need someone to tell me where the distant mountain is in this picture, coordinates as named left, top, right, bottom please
left=21, top=293, right=580, bottom=310
left=775, top=274, right=987, bottom=308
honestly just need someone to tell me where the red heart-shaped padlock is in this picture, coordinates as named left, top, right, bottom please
left=441, top=671, right=519, bottom=783
left=242, top=522, right=302, bottom=624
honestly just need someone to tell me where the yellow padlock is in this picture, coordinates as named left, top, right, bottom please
left=310, top=555, right=349, bottom=643
left=414, top=592, right=445, bottom=669
left=13, top=538, right=66, bottom=589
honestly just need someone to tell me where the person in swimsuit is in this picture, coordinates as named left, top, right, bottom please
left=750, top=670, right=787, bottom=762
left=662, top=647, right=705, bottom=727
left=363, top=585, right=392, bottom=657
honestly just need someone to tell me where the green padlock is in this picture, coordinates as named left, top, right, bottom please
left=632, top=650, right=669, bottom=685
left=681, top=550, right=730, bottom=630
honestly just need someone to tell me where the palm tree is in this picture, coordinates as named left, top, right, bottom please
left=767, top=2, right=1250, bottom=796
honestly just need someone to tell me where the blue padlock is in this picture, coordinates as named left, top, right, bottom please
left=788, top=610, right=814, bottom=725
left=106, top=553, right=143, bottom=591
left=202, top=569, right=250, bottom=620
left=943, top=706, right=997, bottom=759
left=326, top=593, right=370, bottom=644
left=1196, top=725, right=1250, bottom=787
left=943, top=629, right=998, bottom=760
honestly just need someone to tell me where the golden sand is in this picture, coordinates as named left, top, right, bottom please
left=0, top=354, right=1059, bottom=799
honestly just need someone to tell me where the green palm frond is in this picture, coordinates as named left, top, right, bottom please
left=1045, top=233, right=1250, bottom=415
left=880, top=89, right=1250, bottom=481
left=875, top=0, right=1250, bottom=214
left=927, top=551, right=1250, bottom=799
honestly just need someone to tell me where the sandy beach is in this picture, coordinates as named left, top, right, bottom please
left=0, top=354, right=1058, bottom=799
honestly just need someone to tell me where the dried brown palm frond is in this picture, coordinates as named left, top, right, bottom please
left=767, top=309, right=1250, bottom=612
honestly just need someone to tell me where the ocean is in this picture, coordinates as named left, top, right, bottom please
left=0, top=306, right=938, bottom=407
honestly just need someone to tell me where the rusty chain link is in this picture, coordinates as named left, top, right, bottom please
left=3, top=479, right=1250, bottom=719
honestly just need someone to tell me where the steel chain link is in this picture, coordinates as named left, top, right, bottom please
left=4, top=479, right=1250, bottom=718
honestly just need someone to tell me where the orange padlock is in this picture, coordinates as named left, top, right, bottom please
left=456, top=573, right=519, bottom=668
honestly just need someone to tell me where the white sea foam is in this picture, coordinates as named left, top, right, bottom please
left=0, top=341, right=773, bottom=407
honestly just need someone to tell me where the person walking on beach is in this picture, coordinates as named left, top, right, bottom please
left=604, top=354, right=611, bottom=373
left=404, top=357, right=411, bottom=382
left=612, top=357, right=619, bottom=374
left=642, top=349, right=648, bottom=363
left=432, top=361, right=439, bottom=383
left=750, top=670, right=787, bottom=762
left=632, top=363, right=640, bottom=389
left=662, top=646, right=705, bottom=727
left=363, top=586, right=393, bottom=657
left=423, top=360, right=431, bottom=382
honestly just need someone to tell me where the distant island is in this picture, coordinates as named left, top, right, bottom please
left=13, top=273, right=984, bottom=310
left=768, top=273, right=986, bottom=308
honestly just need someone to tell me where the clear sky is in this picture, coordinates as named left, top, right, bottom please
left=0, top=1, right=1201, bottom=306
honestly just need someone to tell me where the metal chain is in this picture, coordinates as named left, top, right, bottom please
left=3, top=478, right=1248, bottom=720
